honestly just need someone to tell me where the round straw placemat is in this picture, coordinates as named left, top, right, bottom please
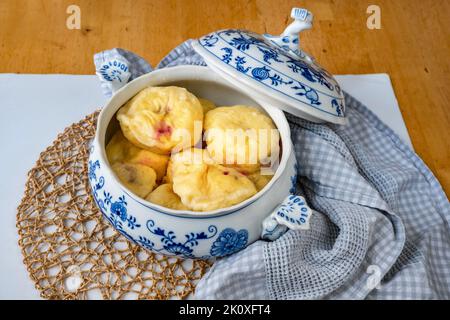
left=16, top=111, right=211, bottom=300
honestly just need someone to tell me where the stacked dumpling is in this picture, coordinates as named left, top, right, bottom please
left=168, top=148, right=258, bottom=211
left=106, top=86, right=278, bottom=211
left=116, top=86, right=203, bottom=154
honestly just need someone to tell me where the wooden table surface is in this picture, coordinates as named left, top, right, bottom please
left=0, top=0, right=449, bottom=196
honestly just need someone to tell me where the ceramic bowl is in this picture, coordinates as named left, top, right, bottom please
left=88, top=65, right=312, bottom=259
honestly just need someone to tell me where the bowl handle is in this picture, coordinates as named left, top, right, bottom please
left=261, top=194, right=313, bottom=241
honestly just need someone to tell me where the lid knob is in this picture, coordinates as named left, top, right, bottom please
left=282, top=8, right=313, bottom=37
left=264, top=8, right=314, bottom=61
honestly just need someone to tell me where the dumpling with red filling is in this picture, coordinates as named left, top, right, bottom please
left=117, top=86, right=203, bottom=155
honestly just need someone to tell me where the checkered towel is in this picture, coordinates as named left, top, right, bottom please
left=94, top=41, right=450, bottom=300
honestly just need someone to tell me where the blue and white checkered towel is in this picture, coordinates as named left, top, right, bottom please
left=94, top=41, right=450, bottom=300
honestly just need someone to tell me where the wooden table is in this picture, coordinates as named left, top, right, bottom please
left=0, top=0, right=449, bottom=196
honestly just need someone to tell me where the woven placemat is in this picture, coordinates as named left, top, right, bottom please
left=16, top=111, right=211, bottom=300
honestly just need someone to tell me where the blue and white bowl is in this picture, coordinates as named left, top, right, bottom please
left=88, top=65, right=312, bottom=259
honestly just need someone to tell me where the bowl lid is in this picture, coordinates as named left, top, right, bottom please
left=192, top=8, right=346, bottom=124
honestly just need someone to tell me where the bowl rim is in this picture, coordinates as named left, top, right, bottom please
left=94, top=65, right=293, bottom=218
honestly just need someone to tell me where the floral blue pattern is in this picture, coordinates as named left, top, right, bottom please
left=137, top=220, right=218, bottom=259
left=88, top=158, right=225, bottom=258
left=202, top=34, right=219, bottom=47
left=197, top=29, right=346, bottom=120
left=89, top=160, right=104, bottom=196
left=289, top=163, right=299, bottom=194
left=286, top=58, right=334, bottom=91
left=225, top=31, right=335, bottom=93
left=221, top=47, right=233, bottom=63
left=261, top=192, right=312, bottom=241
left=88, top=159, right=141, bottom=243
left=291, top=82, right=320, bottom=105
left=210, top=228, right=249, bottom=257
left=251, top=66, right=293, bottom=86
left=235, top=56, right=251, bottom=73
left=332, top=98, right=345, bottom=116
left=275, top=195, right=311, bottom=227
left=88, top=157, right=256, bottom=258
left=229, top=33, right=261, bottom=51
left=257, top=46, right=282, bottom=64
